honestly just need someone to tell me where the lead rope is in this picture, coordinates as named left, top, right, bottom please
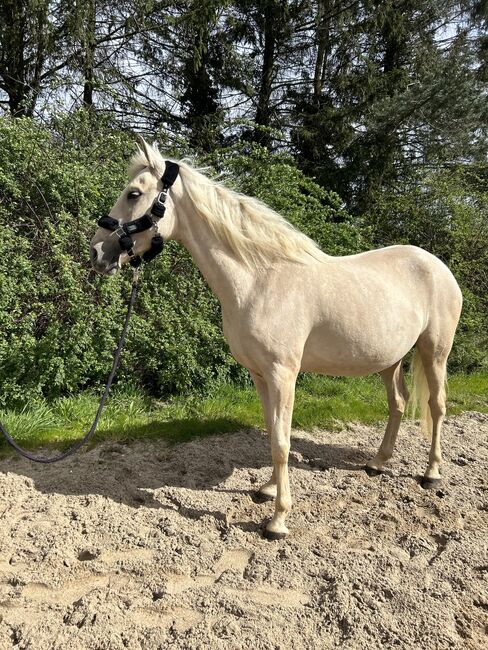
left=0, top=269, right=141, bottom=464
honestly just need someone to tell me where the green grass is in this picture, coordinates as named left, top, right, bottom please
left=0, top=373, right=486, bottom=457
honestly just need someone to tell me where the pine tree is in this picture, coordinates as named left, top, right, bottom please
left=291, top=0, right=488, bottom=212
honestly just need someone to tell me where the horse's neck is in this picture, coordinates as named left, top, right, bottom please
left=175, top=200, right=253, bottom=307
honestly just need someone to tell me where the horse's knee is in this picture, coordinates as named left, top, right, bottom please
left=271, top=436, right=289, bottom=464
left=428, top=394, right=446, bottom=419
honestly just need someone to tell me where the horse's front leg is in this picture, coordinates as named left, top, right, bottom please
left=263, top=365, right=297, bottom=540
left=250, top=371, right=277, bottom=500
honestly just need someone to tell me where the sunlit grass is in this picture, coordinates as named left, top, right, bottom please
left=0, top=373, right=486, bottom=457
left=446, top=373, right=488, bottom=414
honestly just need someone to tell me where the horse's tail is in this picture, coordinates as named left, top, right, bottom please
left=410, top=348, right=432, bottom=440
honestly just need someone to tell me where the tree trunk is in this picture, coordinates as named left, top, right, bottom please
left=313, top=0, right=331, bottom=104
left=254, top=2, right=277, bottom=145
left=27, top=3, right=49, bottom=116
left=83, top=0, right=96, bottom=108
left=2, top=0, right=28, bottom=116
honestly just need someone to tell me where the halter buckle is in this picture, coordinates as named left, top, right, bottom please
left=151, top=192, right=168, bottom=219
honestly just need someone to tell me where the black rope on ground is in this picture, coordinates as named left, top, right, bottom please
left=0, top=275, right=140, bottom=464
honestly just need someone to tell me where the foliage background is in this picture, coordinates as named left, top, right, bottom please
left=0, top=113, right=486, bottom=406
left=0, top=1, right=487, bottom=406
left=0, top=115, right=368, bottom=405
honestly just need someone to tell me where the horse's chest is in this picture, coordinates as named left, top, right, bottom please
left=221, top=310, right=257, bottom=367
left=221, top=302, right=308, bottom=372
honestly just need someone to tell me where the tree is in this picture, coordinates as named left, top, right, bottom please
left=0, top=0, right=54, bottom=116
left=177, top=0, right=225, bottom=150
left=291, top=1, right=488, bottom=212
left=362, top=162, right=488, bottom=370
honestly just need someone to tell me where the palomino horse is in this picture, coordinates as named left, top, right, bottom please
left=90, top=142, right=462, bottom=539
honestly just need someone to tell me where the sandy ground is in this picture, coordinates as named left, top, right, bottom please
left=0, top=412, right=486, bottom=649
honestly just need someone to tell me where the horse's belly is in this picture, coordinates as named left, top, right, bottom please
left=300, top=318, right=421, bottom=376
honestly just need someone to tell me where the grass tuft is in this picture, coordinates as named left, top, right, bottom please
left=0, top=373, right=486, bottom=457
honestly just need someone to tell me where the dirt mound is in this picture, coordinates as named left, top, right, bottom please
left=0, top=412, right=486, bottom=649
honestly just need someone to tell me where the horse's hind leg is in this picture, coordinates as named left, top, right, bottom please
left=250, top=371, right=277, bottom=501
left=365, top=360, right=408, bottom=475
left=415, top=275, right=461, bottom=488
left=261, top=364, right=297, bottom=540
left=416, top=345, right=449, bottom=489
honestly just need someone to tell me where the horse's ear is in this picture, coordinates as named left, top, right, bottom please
left=136, top=135, right=154, bottom=167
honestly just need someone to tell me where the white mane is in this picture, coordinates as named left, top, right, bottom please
left=130, top=141, right=329, bottom=268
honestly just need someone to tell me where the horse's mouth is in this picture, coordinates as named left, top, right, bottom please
left=91, top=260, right=120, bottom=276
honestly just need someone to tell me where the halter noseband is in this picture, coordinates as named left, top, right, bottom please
left=97, top=160, right=180, bottom=268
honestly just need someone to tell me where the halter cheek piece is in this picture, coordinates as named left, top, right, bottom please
left=97, top=161, right=180, bottom=268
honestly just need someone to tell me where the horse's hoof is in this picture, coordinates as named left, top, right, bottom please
left=364, top=465, right=383, bottom=477
left=263, top=529, right=287, bottom=541
left=251, top=491, right=275, bottom=504
left=421, top=476, right=442, bottom=490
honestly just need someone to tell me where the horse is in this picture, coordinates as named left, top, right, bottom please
left=90, top=141, right=462, bottom=539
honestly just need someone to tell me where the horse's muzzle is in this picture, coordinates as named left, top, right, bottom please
left=90, top=243, right=120, bottom=275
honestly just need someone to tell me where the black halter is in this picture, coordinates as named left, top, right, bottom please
left=98, top=160, right=180, bottom=268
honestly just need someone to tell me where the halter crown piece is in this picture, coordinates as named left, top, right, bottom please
left=97, top=160, right=180, bottom=268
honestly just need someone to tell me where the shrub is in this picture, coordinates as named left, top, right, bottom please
left=0, top=113, right=359, bottom=404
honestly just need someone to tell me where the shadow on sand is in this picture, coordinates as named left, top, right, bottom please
left=0, top=419, right=372, bottom=523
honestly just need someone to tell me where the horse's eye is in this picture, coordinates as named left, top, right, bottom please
left=127, top=190, right=142, bottom=199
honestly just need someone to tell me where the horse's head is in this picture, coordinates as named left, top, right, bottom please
left=90, top=140, right=180, bottom=275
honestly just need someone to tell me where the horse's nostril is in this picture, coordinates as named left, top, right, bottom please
left=91, top=247, right=97, bottom=263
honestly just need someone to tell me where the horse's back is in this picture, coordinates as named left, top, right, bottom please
left=340, top=244, right=453, bottom=278
left=336, top=244, right=461, bottom=309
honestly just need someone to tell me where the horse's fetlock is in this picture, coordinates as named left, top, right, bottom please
left=278, top=498, right=292, bottom=513
left=429, top=450, right=442, bottom=465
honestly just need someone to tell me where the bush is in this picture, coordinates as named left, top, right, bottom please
left=0, top=113, right=359, bottom=405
